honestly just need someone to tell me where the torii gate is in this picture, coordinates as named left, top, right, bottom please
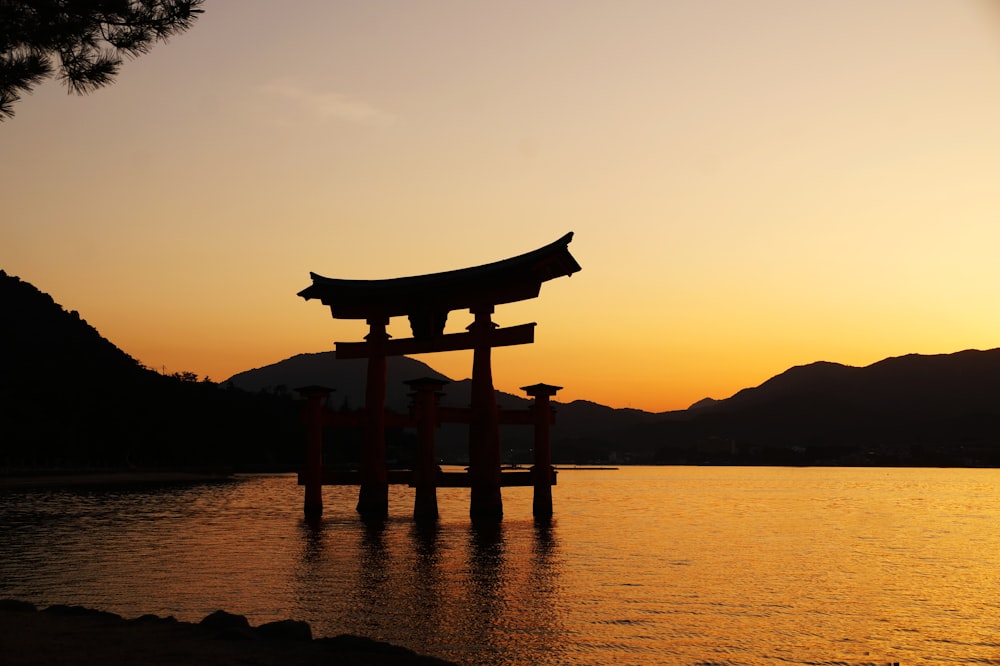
left=297, top=232, right=581, bottom=521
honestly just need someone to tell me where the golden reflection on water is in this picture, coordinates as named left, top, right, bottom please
left=3, top=468, right=1000, bottom=665
left=288, top=496, right=565, bottom=665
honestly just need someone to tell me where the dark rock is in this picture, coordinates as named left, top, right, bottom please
left=254, top=618, right=312, bottom=642
left=198, top=609, right=250, bottom=631
left=214, top=627, right=255, bottom=641
left=198, top=609, right=255, bottom=639
left=0, top=599, right=37, bottom=612
left=43, top=605, right=121, bottom=620
left=133, top=613, right=178, bottom=624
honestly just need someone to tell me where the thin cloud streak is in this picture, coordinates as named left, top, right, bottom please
left=258, top=80, right=395, bottom=126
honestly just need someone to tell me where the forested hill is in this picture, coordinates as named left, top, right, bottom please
left=0, top=270, right=303, bottom=471
left=1, top=270, right=150, bottom=383
left=6, top=268, right=1000, bottom=470
left=639, top=349, right=1000, bottom=466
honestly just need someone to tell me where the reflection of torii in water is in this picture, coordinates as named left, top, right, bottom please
left=297, top=232, right=581, bottom=521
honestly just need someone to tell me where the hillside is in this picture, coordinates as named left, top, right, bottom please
left=6, top=269, right=1000, bottom=469
left=0, top=271, right=303, bottom=471
left=223, top=336, right=1000, bottom=466
left=641, top=350, right=1000, bottom=466
left=718, top=351, right=1000, bottom=417
left=1, top=270, right=150, bottom=383
left=226, top=356, right=667, bottom=463
left=227, top=353, right=451, bottom=413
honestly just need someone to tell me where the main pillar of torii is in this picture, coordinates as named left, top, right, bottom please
left=297, top=232, right=581, bottom=521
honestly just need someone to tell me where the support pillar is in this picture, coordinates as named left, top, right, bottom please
left=357, top=316, right=389, bottom=519
left=406, top=377, right=448, bottom=522
left=468, top=306, right=503, bottom=522
left=298, top=385, right=333, bottom=519
left=523, top=383, right=561, bottom=519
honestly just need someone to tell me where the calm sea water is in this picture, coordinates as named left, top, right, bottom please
left=2, top=466, right=1000, bottom=665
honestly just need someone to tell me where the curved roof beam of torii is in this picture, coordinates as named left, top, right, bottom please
left=298, top=232, right=581, bottom=328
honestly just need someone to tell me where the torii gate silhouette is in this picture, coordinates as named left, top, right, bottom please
left=297, top=232, right=581, bottom=521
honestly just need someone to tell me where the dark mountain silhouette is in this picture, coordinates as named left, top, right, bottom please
left=6, top=268, right=1000, bottom=469
left=228, top=354, right=662, bottom=430
left=224, top=343, right=1000, bottom=466
left=0, top=270, right=303, bottom=471
left=227, top=353, right=451, bottom=412
left=636, top=350, right=1000, bottom=466
left=714, top=352, right=1000, bottom=417
left=2, top=270, right=148, bottom=382
left=226, top=357, right=667, bottom=462
left=227, top=353, right=540, bottom=411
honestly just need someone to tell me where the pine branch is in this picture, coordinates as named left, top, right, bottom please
left=0, top=0, right=204, bottom=120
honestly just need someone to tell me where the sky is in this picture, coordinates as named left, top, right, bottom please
left=4, top=1, right=1000, bottom=412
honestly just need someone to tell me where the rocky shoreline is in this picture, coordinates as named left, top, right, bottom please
left=0, top=600, right=456, bottom=665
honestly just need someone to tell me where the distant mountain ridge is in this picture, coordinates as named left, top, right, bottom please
left=227, top=353, right=452, bottom=412
left=224, top=346, right=1000, bottom=465
left=225, top=352, right=666, bottom=445
left=638, top=349, right=1000, bottom=466
left=5, top=268, right=1000, bottom=468
left=704, top=350, right=1000, bottom=417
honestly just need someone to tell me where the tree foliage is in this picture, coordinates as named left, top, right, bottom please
left=0, top=0, right=204, bottom=120
left=1, top=270, right=306, bottom=470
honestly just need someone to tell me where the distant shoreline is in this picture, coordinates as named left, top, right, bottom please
left=0, top=466, right=623, bottom=489
left=0, top=468, right=236, bottom=489
left=553, top=465, right=619, bottom=470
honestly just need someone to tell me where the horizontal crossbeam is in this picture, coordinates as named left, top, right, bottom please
left=335, top=322, right=536, bottom=359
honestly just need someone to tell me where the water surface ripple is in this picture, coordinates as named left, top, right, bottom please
left=2, top=467, right=999, bottom=665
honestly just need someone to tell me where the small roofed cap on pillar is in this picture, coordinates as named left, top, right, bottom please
left=522, top=383, right=562, bottom=397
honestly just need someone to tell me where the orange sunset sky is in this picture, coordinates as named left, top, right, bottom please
left=4, top=1, right=1000, bottom=412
